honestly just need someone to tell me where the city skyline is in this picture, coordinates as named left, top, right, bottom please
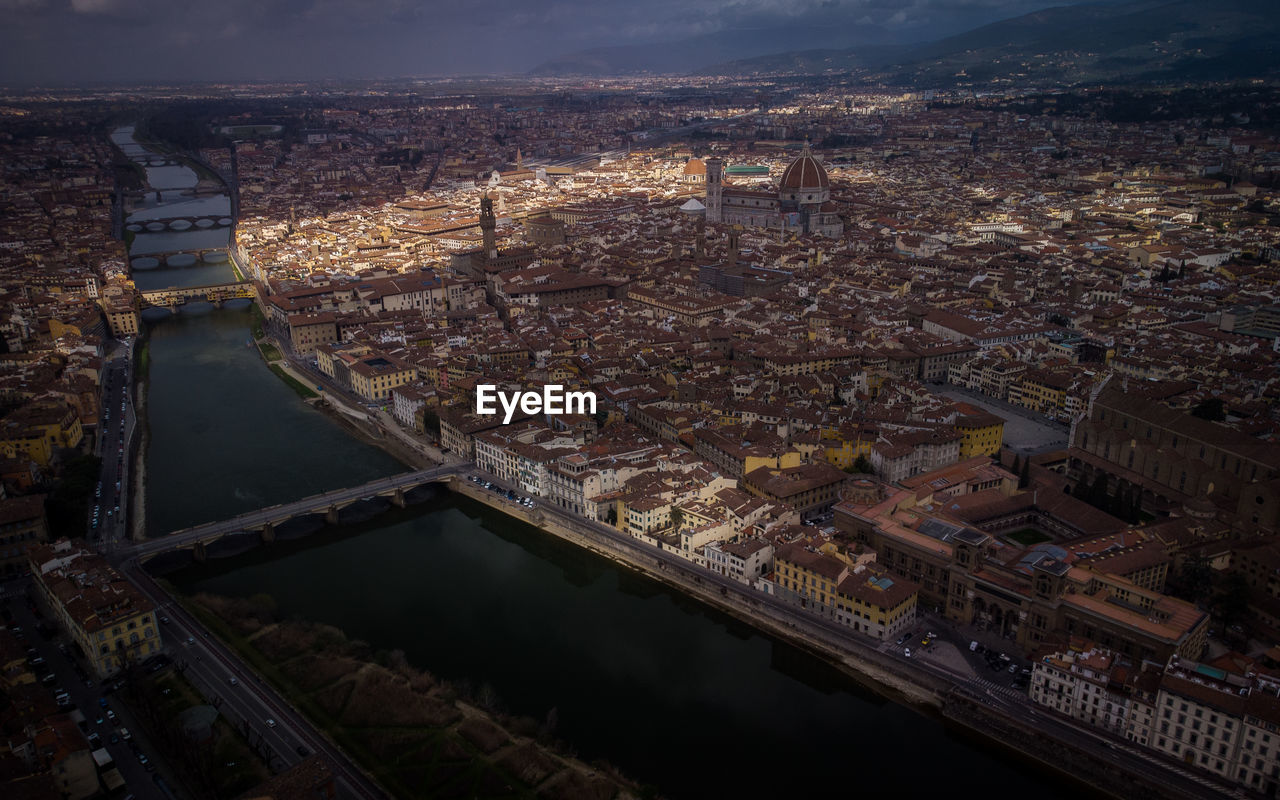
left=2, top=1, right=1280, bottom=796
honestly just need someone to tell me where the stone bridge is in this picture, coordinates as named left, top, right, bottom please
left=124, top=464, right=465, bottom=562
left=139, top=281, right=257, bottom=311
left=127, top=216, right=234, bottom=233
left=130, top=250, right=231, bottom=269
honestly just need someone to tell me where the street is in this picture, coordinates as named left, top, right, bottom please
left=939, top=385, right=1071, bottom=454
left=76, top=330, right=1231, bottom=800
left=462, top=465, right=1238, bottom=800
left=121, top=563, right=388, bottom=800
left=4, top=577, right=173, bottom=800
left=91, top=347, right=137, bottom=552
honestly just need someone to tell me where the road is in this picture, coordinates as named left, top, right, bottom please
left=91, top=347, right=137, bottom=552
left=938, top=385, right=1071, bottom=455
left=86, top=330, right=1229, bottom=800
left=121, top=562, right=388, bottom=800
left=463, top=468, right=1238, bottom=800
left=4, top=578, right=174, bottom=800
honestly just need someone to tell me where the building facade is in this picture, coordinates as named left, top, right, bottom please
left=29, top=541, right=161, bottom=678
left=704, top=144, right=843, bottom=238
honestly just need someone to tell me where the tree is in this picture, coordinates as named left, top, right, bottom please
left=1110, top=486, right=1129, bottom=519
left=1191, top=397, right=1226, bottom=422
left=1213, top=573, right=1252, bottom=631
left=1019, top=457, right=1032, bottom=490
left=1174, top=554, right=1213, bottom=604
left=851, top=454, right=873, bottom=474
left=1158, top=263, right=1171, bottom=283
left=1087, top=473, right=1109, bottom=508
left=1011, top=454, right=1024, bottom=479
left=46, top=454, right=102, bottom=539
left=606, top=507, right=617, bottom=526
left=670, top=506, right=684, bottom=531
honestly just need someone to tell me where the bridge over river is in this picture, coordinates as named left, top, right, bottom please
left=139, top=281, right=257, bottom=311
left=130, top=249, right=232, bottom=270
left=127, top=216, right=234, bottom=233
left=122, top=464, right=465, bottom=562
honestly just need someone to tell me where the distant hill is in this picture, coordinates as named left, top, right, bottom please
left=528, top=25, right=902, bottom=77
left=698, top=0, right=1280, bottom=84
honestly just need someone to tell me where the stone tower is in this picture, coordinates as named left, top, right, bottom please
left=479, top=193, right=497, bottom=261
left=705, top=158, right=724, bottom=223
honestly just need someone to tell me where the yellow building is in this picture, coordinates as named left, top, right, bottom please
left=102, top=301, right=140, bottom=337
left=955, top=410, right=1005, bottom=458
left=29, top=541, right=161, bottom=678
left=0, top=495, right=48, bottom=576
left=624, top=496, right=671, bottom=536
left=349, top=355, right=416, bottom=402
left=820, top=425, right=876, bottom=470
left=774, top=540, right=919, bottom=640
left=1009, top=371, right=1069, bottom=416
left=775, top=541, right=849, bottom=608
left=833, top=563, right=919, bottom=640
left=0, top=400, right=83, bottom=467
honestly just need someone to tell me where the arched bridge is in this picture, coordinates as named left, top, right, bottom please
left=139, top=281, right=257, bottom=311
left=123, top=464, right=465, bottom=562
left=126, top=216, right=234, bottom=233
left=130, top=249, right=230, bottom=268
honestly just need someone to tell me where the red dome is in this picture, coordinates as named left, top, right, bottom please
left=780, top=145, right=829, bottom=190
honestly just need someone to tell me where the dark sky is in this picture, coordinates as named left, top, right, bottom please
left=1, top=0, right=1090, bottom=86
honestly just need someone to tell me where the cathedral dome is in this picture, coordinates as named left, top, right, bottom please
left=683, top=158, right=706, bottom=176
left=780, top=143, right=829, bottom=190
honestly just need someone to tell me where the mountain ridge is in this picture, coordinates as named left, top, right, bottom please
left=698, top=0, right=1280, bottom=84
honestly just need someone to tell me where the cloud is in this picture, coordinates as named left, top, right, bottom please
left=70, top=0, right=144, bottom=14
left=0, top=0, right=1081, bottom=84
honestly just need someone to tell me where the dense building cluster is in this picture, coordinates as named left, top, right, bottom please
left=0, top=80, right=1279, bottom=795
left=1030, top=639, right=1280, bottom=792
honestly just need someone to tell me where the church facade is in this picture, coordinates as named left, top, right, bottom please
left=703, top=145, right=843, bottom=238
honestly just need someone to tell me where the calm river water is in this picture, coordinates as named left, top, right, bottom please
left=145, top=307, right=1078, bottom=797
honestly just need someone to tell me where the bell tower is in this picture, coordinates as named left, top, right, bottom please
left=479, top=193, right=497, bottom=261
left=705, top=158, right=723, bottom=223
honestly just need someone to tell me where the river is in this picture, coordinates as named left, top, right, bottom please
left=141, top=308, right=404, bottom=535
left=109, top=125, right=237, bottom=291
left=142, top=314, right=1079, bottom=797
left=162, top=486, right=1080, bottom=798
left=127, top=126, right=1077, bottom=799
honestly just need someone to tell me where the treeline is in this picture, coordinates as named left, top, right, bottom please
left=1071, top=473, right=1145, bottom=525
left=135, top=98, right=325, bottom=153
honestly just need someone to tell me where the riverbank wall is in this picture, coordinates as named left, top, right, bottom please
left=448, top=477, right=945, bottom=708
left=446, top=477, right=1217, bottom=800
left=942, top=695, right=1205, bottom=800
